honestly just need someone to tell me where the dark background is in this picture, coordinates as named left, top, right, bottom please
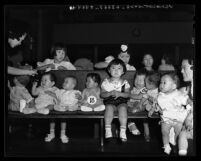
left=5, top=4, right=195, bottom=70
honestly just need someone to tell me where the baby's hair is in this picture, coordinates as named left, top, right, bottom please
left=107, top=58, right=127, bottom=76
left=135, top=70, right=147, bottom=78
left=162, top=72, right=180, bottom=88
left=51, top=42, right=67, bottom=57
left=42, top=72, right=56, bottom=83
left=64, top=75, right=78, bottom=87
left=14, top=75, right=30, bottom=87
left=146, top=71, right=160, bottom=88
left=86, top=73, right=101, bottom=85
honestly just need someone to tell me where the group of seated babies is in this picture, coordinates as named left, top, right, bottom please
left=7, top=43, right=193, bottom=156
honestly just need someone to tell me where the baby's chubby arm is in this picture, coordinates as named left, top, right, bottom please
left=32, top=81, right=40, bottom=96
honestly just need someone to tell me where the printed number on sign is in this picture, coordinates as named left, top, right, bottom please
left=87, top=96, right=97, bottom=105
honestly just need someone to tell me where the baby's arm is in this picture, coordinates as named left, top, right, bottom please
left=100, top=88, right=115, bottom=98
left=113, top=87, right=130, bottom=99
left=8, top=80, right=12, bottom=91
left=130, top=92, right=143, bottom=100
left=75, top=91, right=82, bottom=100
left=32, top=82, right=40, bottom=96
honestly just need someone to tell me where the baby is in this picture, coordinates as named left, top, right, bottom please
left=127, top=70, right=147, bottom=135
left=32, top=72, right=58, bottom=115
left=53, top=76, right=82, bottom=111
left=44, top=76, right=81, bottom=143
left=8, top=75, right=36, bottom=114
left=80, top=73, right=105, bottom=112
left=142, top=72, right=160, bottom=117
left=157, top=73, right=190, bottom=155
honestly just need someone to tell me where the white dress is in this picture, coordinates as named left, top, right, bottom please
left=37, top=59, right=76, bottom=71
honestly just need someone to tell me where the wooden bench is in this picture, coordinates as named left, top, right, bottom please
left=7, top=110, right=159, bottom=150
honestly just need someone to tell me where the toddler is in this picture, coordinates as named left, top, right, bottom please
left=127, top=70, right=147, bottom=135
left=101, top=59, right=130, bottom=142
left=80, top=73, right=105, bottom=112
left=8, top=75, right=36, bottom=114
left=157, top=73, right=190, bottom=155
left=32, top=72, right=58, bottom=115
left=142, top=72, right=160, bottom=117
left=37, top=42, right=76, bottom=71
left=44, top=76, right=81, bottom=143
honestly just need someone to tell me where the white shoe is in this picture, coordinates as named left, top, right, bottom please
left=163, top=144, right=171, bottom=155
left=80, top=106, right=93, bottom=112
left=60, top=135, right=69, bottom=143
left=128, top=122, right=141, bottom=135
left=94, top=105, right=105, bottom=112
left=37, top=108, right=49, bottom=115
left=120, top=130, right=127, bottom=142
left=45, top=133, right=55, bottom=142
left=179, top=149, right=187, bottom=156
left=105, top=129, right=112, bottom=139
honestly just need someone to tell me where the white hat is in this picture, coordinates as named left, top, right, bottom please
left=121, top=44, right=128, bottom=52
left=105, top=55, right=115, bottom=63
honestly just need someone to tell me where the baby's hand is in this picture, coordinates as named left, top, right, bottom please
left=113, top=91, right=121, bottom=99
left=57, top=66, right=67, bottom=70
left=75, top=93, right=82, bottom=100
left=148, top=109, right=154, bottom=117
left=185, top=120, right=193, bottom=131
left=33, top=81, right=38, bottom=86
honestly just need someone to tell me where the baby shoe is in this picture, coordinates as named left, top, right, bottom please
left=45, top=133, right=55, bottom=142
left=94, top=105, right=105, bottom=112
left=60, top=135, right=69, bottom=143
left=80, top=106, right=93, bottom=112
left=105, top=129, right=112, bottom=139
left=119, top=130, right=127, bottom=142
left=163, top=144, right=172, bottom=155
left=37, top=108, right=49, bottom=115
left=128, top=122, right=141, bottom=135
left=144, top=134, right=151, bottom=142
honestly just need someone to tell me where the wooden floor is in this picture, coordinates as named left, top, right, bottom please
left=5, top=119, right=195, bottom=157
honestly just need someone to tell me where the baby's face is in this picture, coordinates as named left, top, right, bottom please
left=62, top=77, right=75, bottom=90
left=118, top=52, right=130, bottom=64
left=134, top=75, right=145, bottom=89
left=55, top=49, right=66, bottom=62
left=41, top=75, right=54, bottom=89
left=109, top=64, right=124, bottom=78
left=86, top=77, right=97, bottom=89
left=145, top=78, right=156, bottom=90
left=159, top=75, right=176, bottom=93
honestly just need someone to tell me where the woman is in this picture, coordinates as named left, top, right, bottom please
left=7, top=18, right=36, bottom=76
left=178, top=57, right=194, bottom=156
